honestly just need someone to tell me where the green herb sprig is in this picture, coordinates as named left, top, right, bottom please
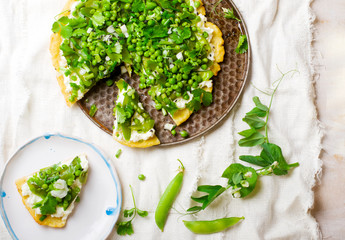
left=187, top=69, right=299, bottom=213
left=116, top=185, right=148, bottom=236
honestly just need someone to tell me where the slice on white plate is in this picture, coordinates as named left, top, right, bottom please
left=15, top=154, right=89, bottom=228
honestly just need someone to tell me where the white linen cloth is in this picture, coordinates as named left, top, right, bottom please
left=0, top=0, right=322, bottom=239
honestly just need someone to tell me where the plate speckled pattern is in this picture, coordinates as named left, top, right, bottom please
left=78, top=0, right=250, bottom=146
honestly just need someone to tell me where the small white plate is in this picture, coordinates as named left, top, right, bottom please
left=0, top=133, right=122, bottom=240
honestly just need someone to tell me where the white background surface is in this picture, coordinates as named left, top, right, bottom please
left=312, top=0, right=345, bottom=239
left=1, top=0, right=341, bottom=239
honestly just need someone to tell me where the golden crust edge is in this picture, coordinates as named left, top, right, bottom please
left=112, top=133, right=160, bottom=148
left=172, top=86, right=212, bottom=126
left=49, top=0, right=78, bottom=107
left=15, top=177, right=66, bottom=228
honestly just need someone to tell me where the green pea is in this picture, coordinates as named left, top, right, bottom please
left=42, top=184, right=48, bottom=189
left=139, top=15, right=145, bottom=21
left=201, top=64, right=208, bottom=70
left=138, top=174, right=146, bottom=181
left=180, top=130, right=189, bottom=138
left=155, top=160, right=184, bottom=231
left=171, top=129, right=176, bottom=136
left=75, top=170, right=81, bottom=177
left=194, top=1, right=201, bottom=8
left=183, top=217, right=244, bottom=234
left=124, top=3, right=131, bottom=9
left=67, top=179, right=74, bottom=186
left=155, top=103, right=162, bottom=110
left=148, top=19, right=155, bottom=26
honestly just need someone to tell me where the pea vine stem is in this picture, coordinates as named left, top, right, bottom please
left=264, top=68, right=299, bottom=143
left=129, top=184, right=137, bottom=220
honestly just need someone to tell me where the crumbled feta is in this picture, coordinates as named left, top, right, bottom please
left=79, top=154, right=89, bottom=171
left=87, top=28, right=93, bottom=34
left=233, top=192, right=241, bottom=198
left=105, top=56, right=111, bottom=61
left=164, top=123, right=174, bottom=131
left=176, top=52, right=184, bottom=60
left=120, top=25, right=129, bottom=38
left=22, top=182, right=43, bottom=215
left=106, top=25, right=115, bottom=33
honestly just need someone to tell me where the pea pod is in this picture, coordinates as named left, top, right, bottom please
left=155, top=160, right=185, bottom=231
left=183, top=217, right=244, bottom=234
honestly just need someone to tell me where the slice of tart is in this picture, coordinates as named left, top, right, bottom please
left=15, top=154, right=89, bottom=228
left=113, top=79, right=160, bottom=148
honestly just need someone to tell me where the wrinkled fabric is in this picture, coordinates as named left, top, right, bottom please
left=0, top=0, right=322, bottom=239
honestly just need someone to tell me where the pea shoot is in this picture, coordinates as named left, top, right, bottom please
left=116, top=185, right=148, bottom=236
left=187, top=69, right=300, bottom=214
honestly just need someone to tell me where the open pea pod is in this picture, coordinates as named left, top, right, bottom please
left=221, top=163, right=258, bottom=198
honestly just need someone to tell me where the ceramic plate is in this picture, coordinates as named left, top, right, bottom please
left=0, top=133, right=122, bottom=240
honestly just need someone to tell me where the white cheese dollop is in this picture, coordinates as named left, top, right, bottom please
left=198, top=80, right=213, bottom=89
left=106, top=25, right=115, bottom=33
left=51, top=203, right=75, bottom=220
left=174, top=91, right=193, bottom=109
left=21, top=182, right=43, bottom=215
left=120, top=25, right=129, bottom=38
left=51, top=179, right=68, bottom=199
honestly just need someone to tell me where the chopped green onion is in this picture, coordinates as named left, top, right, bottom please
left=89, top=104, right=98, bottom=117
left=115, top=149, right=122, bottom=158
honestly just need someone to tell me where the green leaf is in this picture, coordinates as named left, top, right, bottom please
left=239, top=155, right=270, bottom=167
left=260, top=143, right=289, bottom=175
left=137, top=209, right=148, bottom=217
left=252, top=96, right=268, bottom=111
left=242, top=115, right=266, bottom=129
left=116, top=105, right=128, bottom=124
left=189, top=185, right=226, bottom=211
left=124, top=208, right=135, bottom=218
left=246, top=107, right=267, bottom=117
left=91, top=10, right=105, bottom=27
left=232, top=172, right=243, bottom=185
left=144, top=25, right=168, bottom=39
left=59, top=16, right=69, bottom=25
left=223, top=7, right=241, bottom=21
left=202, top=91, right=212, bottom=106
left=238, top=128, right=256, bottom=137
left=235, top=35, right=248, bottom=54
left=132, top=0, right=145, bottom=12
left=52, top=22, right=61, bottom=33
left=222, top=163, right=258, bottom=198
left=60, top=25, right=73, bottom=38
left=186, top=206, right=202, bottom=212
left=40, top=195, right=58, bottom=215
left=238, top=132, right=265, bottom=147
left=117, top=221, right=134, bottom=236
left=72, top=28, right=86, bottom=37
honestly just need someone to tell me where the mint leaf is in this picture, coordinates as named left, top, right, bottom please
left=202, top=91, right=212, bottom=106
left=235, top=35, right=248, bottom=54
left=116, top=105, right=127, bottom=124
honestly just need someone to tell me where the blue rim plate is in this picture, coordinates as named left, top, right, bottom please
left=0, top=133, right=122, bottom=240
